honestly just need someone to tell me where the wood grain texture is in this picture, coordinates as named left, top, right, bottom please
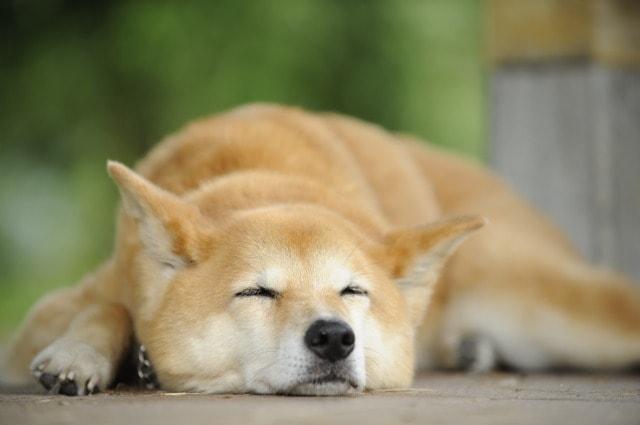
left=488, top=0, right=640, bottom=68
left=488, top=0, right=592, bottom=62
left=490, top=63, right=640, bottom=280
left=2, top=373, right=639, bottom=425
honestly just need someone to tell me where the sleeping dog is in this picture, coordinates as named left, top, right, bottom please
left=2, top=104, right=639, bottom=395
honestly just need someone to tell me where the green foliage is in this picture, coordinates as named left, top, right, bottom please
left=0, top=0, right=485, bottom=335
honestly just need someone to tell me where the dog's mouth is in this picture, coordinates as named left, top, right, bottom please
left=301, top=373, right=358, bottom=387
left=284, top=373, right=362, bottom=396
left=136, top=344, right=363, bottom=395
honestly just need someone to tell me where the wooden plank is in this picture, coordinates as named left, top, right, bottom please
left=490, top=64, right=640, bottom=280
left=601, top=69, right=640, bottom=276
left=2, top=374, right=640, bottom=425
left=593, top=0, right=640, bottom=67
left=488, top=0, right=592, bottom=63
left=489, top=0, right=640, bottom=280
left=490, top=64, right=596, bottom=259
left=488, top=0, right=640, bottom=68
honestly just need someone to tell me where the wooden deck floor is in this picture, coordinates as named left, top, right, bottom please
left=2, top=373, right=639, bottom=425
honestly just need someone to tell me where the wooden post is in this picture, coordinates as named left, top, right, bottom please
left=488, top=0, right=640, bottom=280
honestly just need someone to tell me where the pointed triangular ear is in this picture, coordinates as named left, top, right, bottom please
left=381, top=215, right=486, bottom=326
left=107, top=161, right=211, bottom=269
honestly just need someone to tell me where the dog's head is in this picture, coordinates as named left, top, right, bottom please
left=108, top=161, right=483, bottom=395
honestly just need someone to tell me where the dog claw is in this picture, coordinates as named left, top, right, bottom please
left=59, top=379, right=78, bottom=396
left=49, top=380, right=62, bottom=395
left=87, top=376, right=99, bottom=394
left=31, top=340, right=112, bottom=396
left=43, top=374, right=101, bottom=396
left=39, top=373, right=58, bottom=391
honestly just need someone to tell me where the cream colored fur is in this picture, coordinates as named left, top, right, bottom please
left=2, top=104, right=639, bottom=396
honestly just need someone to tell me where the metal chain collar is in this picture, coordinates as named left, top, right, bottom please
left=136, top=344, right=160, bottom=390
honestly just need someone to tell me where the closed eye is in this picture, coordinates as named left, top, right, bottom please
left=235, top=286, right=279, bottom=299
left=340, top=285, right=369, bottom=297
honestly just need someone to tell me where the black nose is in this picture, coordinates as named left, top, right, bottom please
left=304, top=319, right=355, bottom=362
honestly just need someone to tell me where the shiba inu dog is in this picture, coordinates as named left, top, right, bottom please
left=2, top=104, right=640, bottom=396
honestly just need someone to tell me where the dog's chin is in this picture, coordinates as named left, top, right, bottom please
left=284, top=377, right=362, bottom=396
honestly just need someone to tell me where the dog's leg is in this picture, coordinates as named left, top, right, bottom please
left=407, top=140, right=640, bottom=372
left=454, top=334, right=498, bottom=373
left=1, top=287, right=87, bottom=386
left=436, top=264, right=640, bottom=372
left=1, top=259, right=121, bottom=387
left=30, top=302, right=131, bottom=395
left=422, top=329, right=499, bottom=373
left=416, top=298, right=500, bottom=373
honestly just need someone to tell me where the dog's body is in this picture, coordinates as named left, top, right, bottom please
left=2, top=104, right=640, bottom=395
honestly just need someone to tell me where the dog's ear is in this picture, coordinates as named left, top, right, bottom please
left=380, top=216, right=486, bottom=326
left=107, top=161, right=211, bottom=269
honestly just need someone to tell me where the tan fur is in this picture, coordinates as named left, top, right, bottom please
left=2, top=103, right=640, bottom=394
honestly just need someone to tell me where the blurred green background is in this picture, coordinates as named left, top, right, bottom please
left=0, top=0, right=485, bottom=336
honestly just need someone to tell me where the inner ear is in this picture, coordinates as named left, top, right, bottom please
left=107, top=161, right=212, bottom=268
left=385, top=216, right=486, bottom=281
left=380, top=215, right=486, bottom=326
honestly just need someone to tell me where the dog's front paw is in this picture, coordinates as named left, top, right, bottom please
left=30, top=339, right=113, bottom=396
